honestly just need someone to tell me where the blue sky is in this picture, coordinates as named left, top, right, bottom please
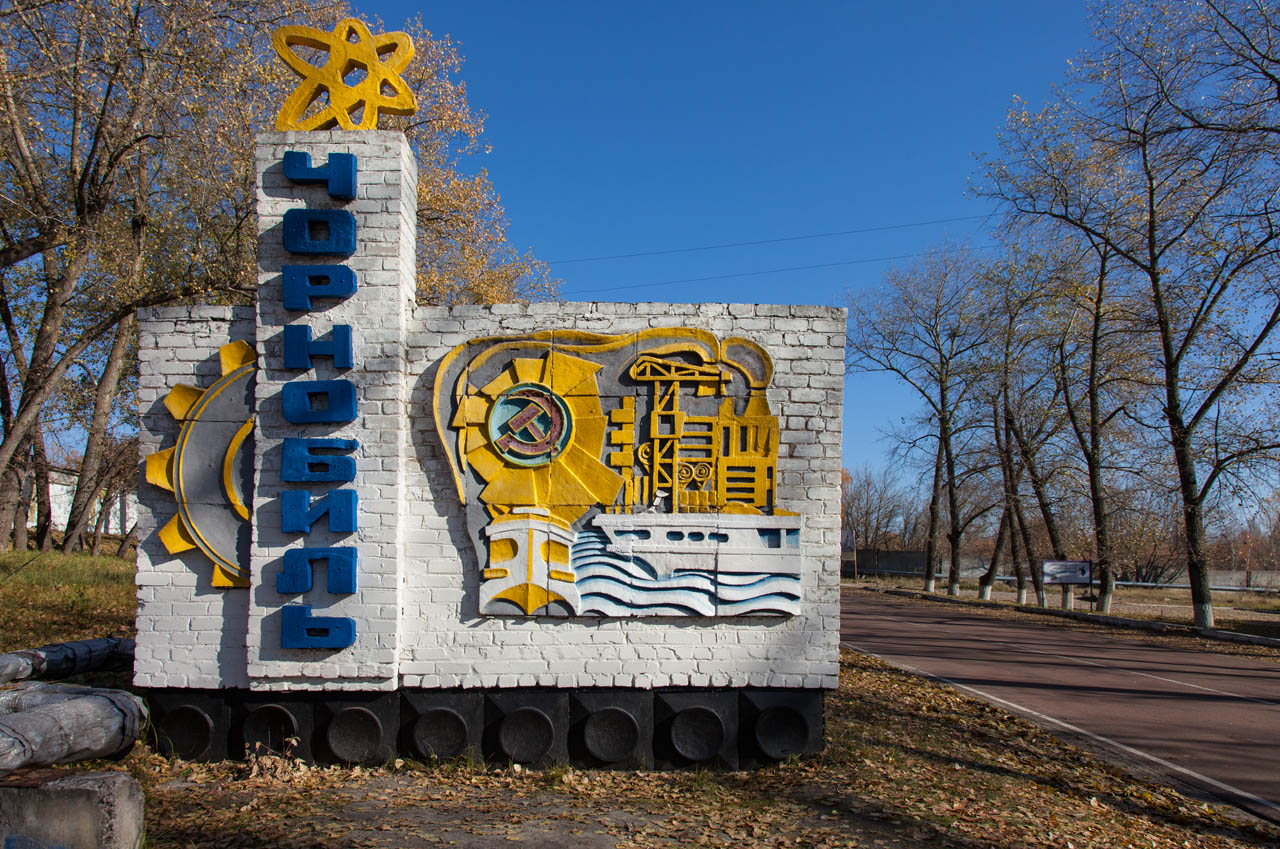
left=366, top=1, right=1094, bottom=476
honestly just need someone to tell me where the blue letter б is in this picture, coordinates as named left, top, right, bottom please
left=281, top=604, right=356, bottom=649
left=281, top=437, right=357, bottom=483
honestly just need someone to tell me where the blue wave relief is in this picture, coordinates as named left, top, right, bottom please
left=570, top=529, right=799, bottom=617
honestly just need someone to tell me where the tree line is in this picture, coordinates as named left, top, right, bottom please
left=846, top=0, right=1280, bottom=627
left=0, top=0, right=556, bottom=555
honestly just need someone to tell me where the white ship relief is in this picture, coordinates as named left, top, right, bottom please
left=571, top=512, right=803, bottom=617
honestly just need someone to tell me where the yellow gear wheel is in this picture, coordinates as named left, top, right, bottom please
left=145, top=341, right=257, bottom=588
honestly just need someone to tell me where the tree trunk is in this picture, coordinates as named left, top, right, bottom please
left=116, top=522, right=137, bottom=558
left=1058, top=317, right=1119, bottom=612
left=0, top=454, right=19, bottom=549
left=31, top=426, right=53, bottom=551
left=0, top=349, right=15, bottom=549
left=1088, top=449, right=1116, bottom=613
left=993, top=395, right=1027, bottom=604
left=90, top=493, right=111, bottom=557
left=979, top=507, right=1009, bottom=600
left=939, top=401, right=963, bottom=598
left=923, top=437, right=944, bottom=593
left=11, top=462, right=30, bottom=551
left=1008, top=417, right=1066, bottom=559
left=0, top=432, right=24, bottom=550
left=1012, top=494, right=1046, bottom=606
left=1172, top=426, right=1214, bottom=628
left=1008, top=509, right=1028, bottom=604
left=62, top=314, right=134, bottom=553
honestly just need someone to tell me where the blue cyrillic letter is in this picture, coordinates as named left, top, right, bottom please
left=282, top=151, right=357, bottom=200
left=283, top=324, right=354, bottom=370
left=281, top=489, right=358, bottom=534
left=282, top=379, right=357, bottom=424
left=277, top=547, right=358, bottom=594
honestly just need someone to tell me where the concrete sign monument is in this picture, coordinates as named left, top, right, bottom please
left=135, top=19, right=845, bottom=768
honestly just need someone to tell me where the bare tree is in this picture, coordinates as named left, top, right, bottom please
left=982, top=1, right=1280, bottom=627
left=840, top=464, right=911, bottom=575
left=847, top=245, right=994, bottom=595
left=0, top=0, right=561, bottom=538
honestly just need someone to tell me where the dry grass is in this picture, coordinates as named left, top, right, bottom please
left=847, top=575, right=1280, bottom=642
left=0, top=549, right=136, bottom=654
left=6, top=555, right=1277, bottom=847
left=77, top=649, right=1276, bottom=849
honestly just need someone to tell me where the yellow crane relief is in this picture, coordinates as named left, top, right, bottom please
left=625, top=354, right=779, bottom=515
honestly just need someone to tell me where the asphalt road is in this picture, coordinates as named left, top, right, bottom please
left=841, top=591, right=1280, bottom=824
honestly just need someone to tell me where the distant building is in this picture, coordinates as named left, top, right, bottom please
left=27, top=467, right=135, bottom=536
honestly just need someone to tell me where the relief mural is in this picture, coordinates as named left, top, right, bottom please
left=145, top=341, right=257, bottom=588
left=432, top=329, right=803, bottom=618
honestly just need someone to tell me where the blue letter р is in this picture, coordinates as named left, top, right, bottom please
left=281, top=265, right=357, bottom=311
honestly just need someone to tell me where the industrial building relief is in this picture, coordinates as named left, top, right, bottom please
left=433, top=329, right=803, bottom=618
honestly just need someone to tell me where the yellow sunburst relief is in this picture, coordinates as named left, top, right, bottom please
left=145, top=341, right=257, bottom=588
left=433, top=329, right=804, bottom=618
left=272, top=18, right=418, bottom=131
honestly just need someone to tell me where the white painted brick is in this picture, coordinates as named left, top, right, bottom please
left=137, top=134, right=844, bottom=692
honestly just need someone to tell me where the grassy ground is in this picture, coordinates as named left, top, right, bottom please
left=849, top=574, right=1280, bottom=609
left=4, top=555, right=1279, bottom=847
left=0, top=549, right=135, bottom=653
left=849, top=575, right=1280, bottom=641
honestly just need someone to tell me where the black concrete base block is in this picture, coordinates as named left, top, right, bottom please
left=654, top=691, right=738, bottom=769
left=569, top=690, right=653, bottom=769
left=315, top=693, right=399, bottom=766
left=484, top=691, right=568, bottom=767
left=233, top=694, right=315, bottom=761
left=134, top=685, right=824, bottom=769
left=144, top=689, right=230, bottom=762
left=738, top=689, right=825, bottom=767
left=401, top=690, right=483, bottom=762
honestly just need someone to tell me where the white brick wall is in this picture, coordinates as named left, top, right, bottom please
left=134, top=129, right=844, bottom=693
left=135, top=306, right=256, bottom=690
left=398, top=302, right=844, bottom=690
left=248, top=131, right=417, bottom=691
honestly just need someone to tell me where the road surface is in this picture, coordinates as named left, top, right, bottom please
left=841, top=591, right=1280, bottom=823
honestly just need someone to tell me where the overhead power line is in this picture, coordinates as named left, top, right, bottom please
left=560, top=244, right=996, bottom=296
left=549, top=214, right=991, bottom=264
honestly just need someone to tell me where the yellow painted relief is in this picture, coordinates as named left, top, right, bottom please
left=434, top=328, right=800, bottom=618
left=146, top=342, right=257, bottom=589
left=272, top=19, right=418, bottom=131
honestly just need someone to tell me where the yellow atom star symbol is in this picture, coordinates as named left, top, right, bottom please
left=272, top=18, right=418, bottom=131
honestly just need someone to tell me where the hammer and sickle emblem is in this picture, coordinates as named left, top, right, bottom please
left=488, top=385, right=572, bottom=466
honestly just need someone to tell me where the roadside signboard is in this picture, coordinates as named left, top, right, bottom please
left=1042, top=560, right=1092, bottom=585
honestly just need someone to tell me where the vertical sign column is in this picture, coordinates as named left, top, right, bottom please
left=250, top=131, right=418, bottom=690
